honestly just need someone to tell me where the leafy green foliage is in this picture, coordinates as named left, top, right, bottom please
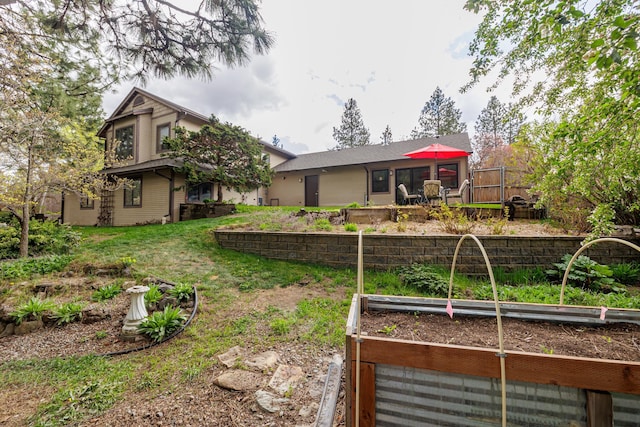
left=545, top=254, right=617, bottom=292
left=165, top=119, right=273, bottom=203
left=0, top=255, right=73, bottom=281
left=11, top=297, right=55, bottom=324
left=91, top=284, right=122, bottom=302
left=144, top=284, right=163, bottom=306
left=138, top=306, right=187, bottom=342
left=312, top=218, right=333, bottom=231
left=610, top=262, right=640, bottom=286
left=0, top=220, right=80, bottom=260
left=464, top=0, right=640, bottom=234
left=52, top=302, right=84, bottom=325
left=397, top=264, right=449, bottom=297
left=345, top=202, right=361, bottom=208
left=167, top=283, right=194, bottom=303
left=344, top=223, right=358, bottom=232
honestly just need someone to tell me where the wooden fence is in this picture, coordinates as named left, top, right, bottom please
left=471, top=167, right=531, bottom=204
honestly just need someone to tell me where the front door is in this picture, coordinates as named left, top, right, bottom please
left=305, top=175, right=319, bottom=206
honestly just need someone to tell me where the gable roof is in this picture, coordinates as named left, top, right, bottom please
left=273, top=133, right=472, bottom=172
left=99, top=87, right=296, bottom=160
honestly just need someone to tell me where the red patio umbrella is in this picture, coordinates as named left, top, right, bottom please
left=403, top=143, right=470, bottom=179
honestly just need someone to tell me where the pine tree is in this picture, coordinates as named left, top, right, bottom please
left=272, top=135, right=281, bottom=148
left=473, top=96, right=525, bottom=167
left=332, top=98, right=371, bottom=149
left=411, top=87, right=467, bottom=138
left=380, top=125, right=393, bottom=145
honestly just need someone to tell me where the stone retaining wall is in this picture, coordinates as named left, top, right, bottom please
left=213, top=230, right=640, bottom=275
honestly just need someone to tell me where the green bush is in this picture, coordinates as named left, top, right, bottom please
left=397, top=264, right=449, bottom=297
left=0, top=220, right=80, bottom=260
left=144, top=284, right=164, bottom=306
left=431, top=204, right=475, bottom=235
left=52, top=302, right=85, bottom=325
left=11, top=297, right=56, bottom=324
left=344, top=223, right=358, bottom=232
left=0, top=255, right=73, bottom=281
left=312, top=218, right=333, bottom=231
left=545, top=254, right=617, bottom=292
left=91, top=284, right=122, bottom=302
left=168, top=283, right=194, bottom=302
left=345, top=202, right=361, bottom=208
left=138, top=306, right=187, bottom=342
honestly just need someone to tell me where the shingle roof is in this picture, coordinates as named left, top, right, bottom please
left=274, top=133, right=472, bottom=172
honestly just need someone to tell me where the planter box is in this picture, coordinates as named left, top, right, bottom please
left=346, top=294, right=640, bottom=426
left=179, top=203, right=235, bottom=221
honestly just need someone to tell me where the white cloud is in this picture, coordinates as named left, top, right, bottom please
left=103, top=1, right=518, bottom=154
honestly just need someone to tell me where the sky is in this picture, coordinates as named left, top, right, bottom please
left=102, top=1, right=507, bottom=155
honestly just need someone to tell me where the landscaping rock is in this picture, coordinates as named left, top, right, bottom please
left=255, top=390, right=289, bottom=413
left=246, top=350, right=280, bottom=371
left=268, top=364, right=304, bottom=395
left=214, top=370, right=263, bottom=391
left=218, top=345, right=243, bottom=368
left=14, top=319, right=43, bottom=335
left=0, top=322, right=14, bottom=338
left=82, top=306, right=111, bottom=324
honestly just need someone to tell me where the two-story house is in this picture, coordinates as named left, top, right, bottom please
left=63, top=87, right=472, bottom=226
left=62, top=87, right=295, bottom=226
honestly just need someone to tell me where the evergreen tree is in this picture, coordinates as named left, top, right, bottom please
left=473, top=96, right=525, bottom=166
left=272, top=135, right=281, bottom=148
left=380, top=125, right=393, bottom=145
left=0, top=0, right=273, bottom=84
left=411, top=87, right=467, bottom=138
left=332, top=98, right=371, bottom=149
left=166, top=117, right=273, bottom=203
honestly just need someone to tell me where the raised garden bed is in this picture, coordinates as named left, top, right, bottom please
left=345, top=294, right=640, bottom=426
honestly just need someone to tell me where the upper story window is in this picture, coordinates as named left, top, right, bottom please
left=124, top=177, right=142, bottom=207
left=371, top=169, right=389, bottom=193
left=157, top=123, right=171, bottom=152
left=115, top=125, right=134, bottom=161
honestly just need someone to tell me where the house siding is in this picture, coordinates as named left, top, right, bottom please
left=63, top=193, right=100, bottom=225
left=112, top=172, right=171, bottom=226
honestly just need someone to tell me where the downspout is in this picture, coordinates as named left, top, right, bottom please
left=60, top=192, right=65, bottom=224
left=363, top=166, right=369, bottom=206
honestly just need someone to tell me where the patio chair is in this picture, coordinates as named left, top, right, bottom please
left=397, top=184, right=419, bottom=205
left=423, top=180, right=443, bottom=206
left=445, top=179, right=469, bottom=204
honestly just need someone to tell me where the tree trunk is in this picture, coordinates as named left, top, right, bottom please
left=19, top=207, right=29, bottom=258
left=217, top=182, right=223, bottom=203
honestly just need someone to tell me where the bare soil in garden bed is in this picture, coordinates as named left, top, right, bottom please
left=361, top=310, right=640, bottom=361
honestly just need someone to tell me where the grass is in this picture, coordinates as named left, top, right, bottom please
left=1, top=207, right=639, bottom=425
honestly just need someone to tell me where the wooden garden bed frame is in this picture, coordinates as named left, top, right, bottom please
left=345, top=294, right=640, bottom=427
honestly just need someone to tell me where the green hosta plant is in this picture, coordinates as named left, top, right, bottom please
left=144, top=284, right=164, bottom=307
left=91, top=284, right=122, bottom=302
left=168, top=283, right=194, bottom=303
left=11, top=297, right=56, bottom=324
left=138, top=306, right=187, bottom=342
left=52, top=302, right=85, bottom=325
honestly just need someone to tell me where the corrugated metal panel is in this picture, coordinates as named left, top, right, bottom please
left=375, top=365, right=587, bottom=426
left=612, top=393, right=640, bottom=426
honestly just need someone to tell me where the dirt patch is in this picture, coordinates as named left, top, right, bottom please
left=361, top=311, right=640, bottom=361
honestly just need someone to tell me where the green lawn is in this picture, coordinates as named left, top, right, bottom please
left=1, top=208, right=638, bottom=425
